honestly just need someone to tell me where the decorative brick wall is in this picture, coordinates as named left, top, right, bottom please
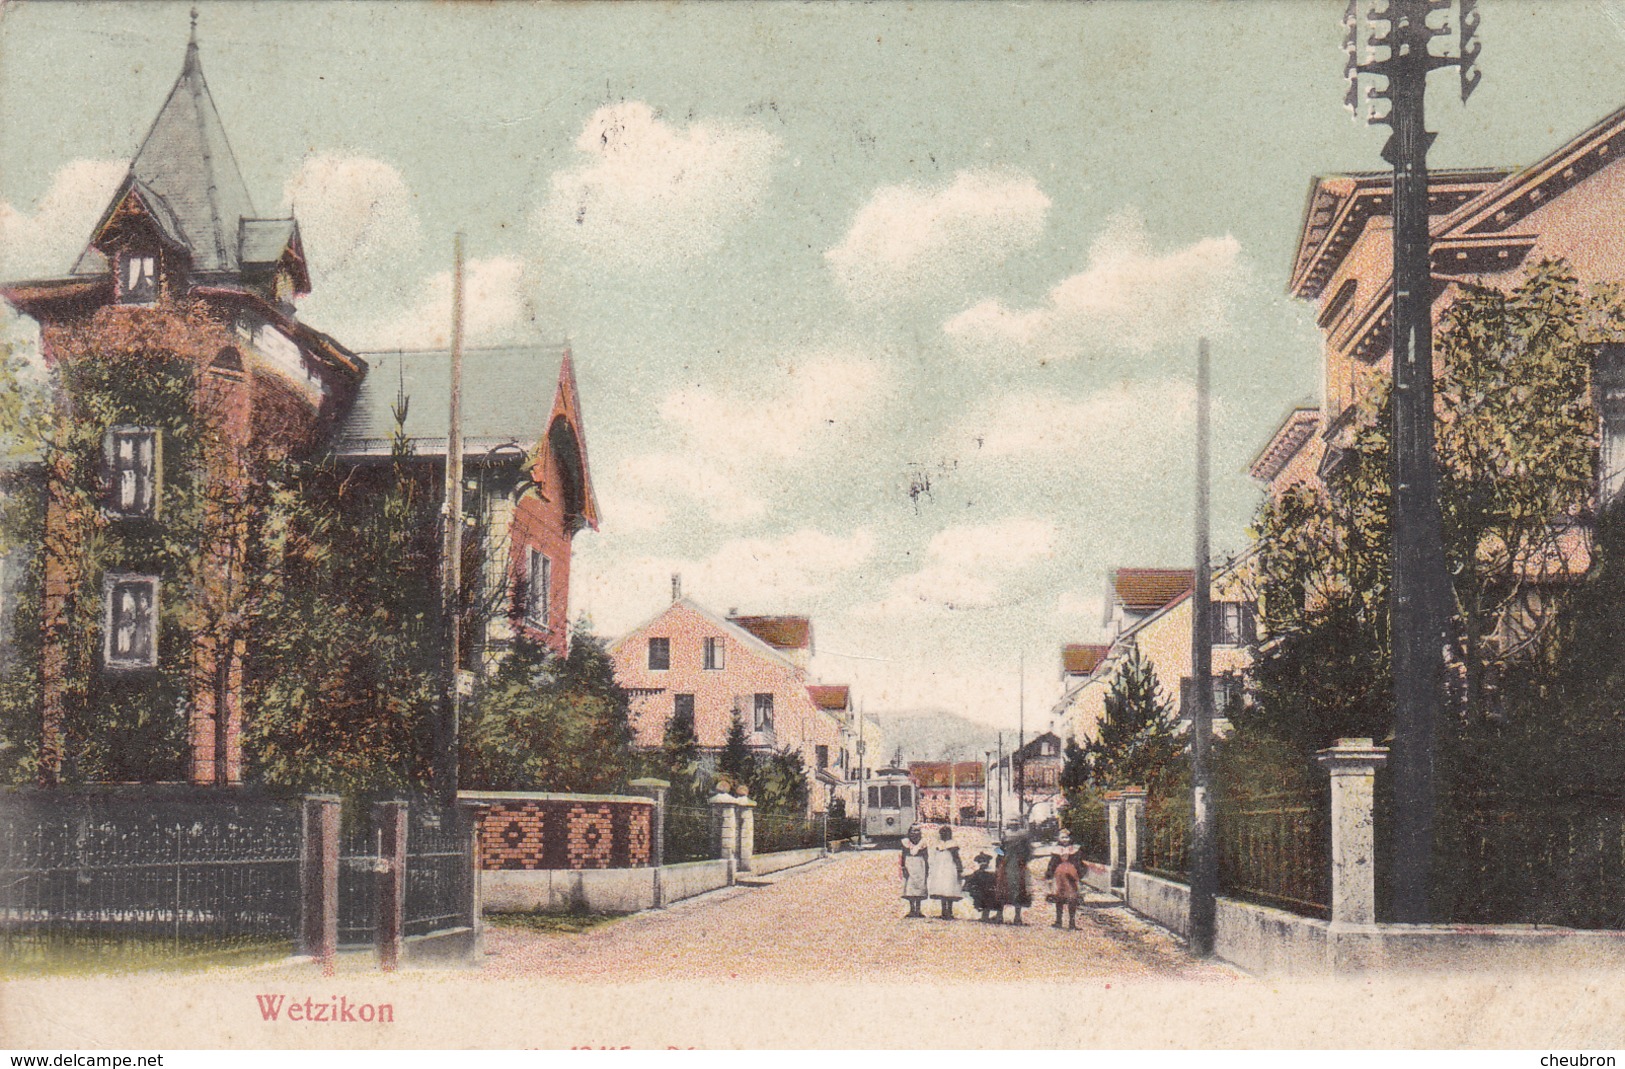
left=466, top=792, right=654, bottom=871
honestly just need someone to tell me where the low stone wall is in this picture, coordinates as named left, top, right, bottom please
left=1080, top=860, right=1111, bottom=893
left=463, top=791, right=653, bottom=871
left=661, top=859, right=732, bottom=903
left=749, top=847, right=824, bottom=876
left=1119, top=869, right=1625, bottom=976
left=482, top=866, right=657, bottom=913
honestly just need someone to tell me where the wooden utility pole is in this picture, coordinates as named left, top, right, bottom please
left=1188, top=337, right=1218, bottom=956
left=435, top=234, right=466, bottom=804
left=1017, top=652, right=1026, bottom=823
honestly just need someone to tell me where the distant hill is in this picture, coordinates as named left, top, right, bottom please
left=868, top=710, right=1016, bottom=765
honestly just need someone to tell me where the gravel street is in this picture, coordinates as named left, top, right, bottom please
left=480, top=846, right=1243, bottom=983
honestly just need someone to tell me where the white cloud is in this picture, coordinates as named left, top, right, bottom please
left=1055, top=589, right=1106, bottom=623
left=862, top=517, right=1059, bottom=616
left=283, top=154, right=421, bottom=282
left=574, top=527, right=877, bottom=636
left=613, top=451, right=768, bottom=526
left=0, top=159, right=127, bottom=279
left=951, top=378, right=1196, bottom=458
left=591, top=489, right=670, bottom=536
left=944, top=209, right=1243, bottom=360
left=538, top=101, right=780, bottom=269
left=360, top=255, right=529, bottom=350
left=827, top=170, right=1051, bottom=304
left=658, top=352, right=886, bottom=460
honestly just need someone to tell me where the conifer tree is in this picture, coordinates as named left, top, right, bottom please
left=1084, top=647, right=1183, bottom=790
left=718, top=709, right=754, bottom=788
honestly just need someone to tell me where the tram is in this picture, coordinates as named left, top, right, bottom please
left=861, top=766, right=919, bottom=842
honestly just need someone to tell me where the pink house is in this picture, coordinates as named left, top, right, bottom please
left=609, top=595, right=843, bottom=811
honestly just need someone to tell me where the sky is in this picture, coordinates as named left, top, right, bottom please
left=4, top=0, right=1625, bottom=731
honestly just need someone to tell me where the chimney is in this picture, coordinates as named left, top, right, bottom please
left=671, top=573, right=682, bottom=603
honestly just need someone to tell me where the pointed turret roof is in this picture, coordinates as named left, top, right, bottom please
left=74, top=24, right=257, bottom=277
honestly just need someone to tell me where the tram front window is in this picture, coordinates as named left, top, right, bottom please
left=900, top=786, right=913, bottom=807
left=868, top=786, right=880, bottom=808
left=881, top=786, right=899, bottom=808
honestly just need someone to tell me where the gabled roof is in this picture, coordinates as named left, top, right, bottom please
left=74, top=32, right=256, bottom=277
left=609, top=596, right=803, bottom=673
left=909, top=761, right=985, bottom=788
left=1110, top=568, right=1194, bottom=615
left=1061, top=644, right=1109, bottom=677
left=807, top=684, right=851, bottom=711
left=336, top=346, right=569, bottom=456
left=728, top=614, right=813, bottom=653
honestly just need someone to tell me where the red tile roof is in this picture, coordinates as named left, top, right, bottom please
left=806, top=684, right=850, bottom=711
left=729, top=614, right=812, bottom=651
left=1062, top=644, right=1109, bottom=676
left=909, top=761, right=986, bottom=788
left=1112, top=568, right=1194, bottom=612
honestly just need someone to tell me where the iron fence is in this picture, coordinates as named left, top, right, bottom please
left=337, top=813, right=379, bottom=949
left=1424, top=792, right=1625, bottom=928
left=665, top=804, right=712, bottom=864
left=403, top=803, right=473, bottom=938
left=0, top=792, right=302, bottom=969
left=1218, top=792, right=1330, bottom=919
left=754, top=811, right=822, bottom=854
left=1143, top=792, right=1189, bottom=881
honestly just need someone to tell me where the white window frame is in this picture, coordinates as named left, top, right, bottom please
left=104, top=426, right=160, bottom=518
left=753, top=692, right=774, bottom=733
left=525, top=547, right=551, bottom=630
left=120, top=252, right=158, bottom=305
left=103, top=574, right=159, bottom=670
left=703, top=636, right=725, bottom=671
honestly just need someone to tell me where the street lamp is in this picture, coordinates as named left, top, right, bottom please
left=1343, top=0, right=1481, bottom=923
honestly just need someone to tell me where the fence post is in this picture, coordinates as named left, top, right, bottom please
left=736, top=789, right=756, bottom=873
left=299, top=794, right=340, bottom=967
left=629, top=778, right=670, bottom=908
left=374, top=801, right=407, bottom=972
left=1105, top=791, right=1126, bottom=891
left=460, top=801, right=490, bottom=957
left=710, top=791, right=739, bottom=883
left=1121, top=786, right=1147, bottom=875
left=1316, top=738, right=1389, bottom=927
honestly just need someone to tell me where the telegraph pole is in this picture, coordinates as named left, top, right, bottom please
left=1345, top=0, right=1481, bottom=923
left=1017, top=653, right=1026, bottom=823
left=1188, top=338, right=1217, bottom=957
left=435, top=233, right=467, bottom=804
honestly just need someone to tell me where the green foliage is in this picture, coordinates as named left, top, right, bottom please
left=718, top=710, right=754, bottom=789
left=652, top=692, right=707, bottom=807
left=1084, top=646, right=1183, bottom=791
left=1244, top=260, right=1615, bottom=751
left=460, top=628, right=637, bottom=794
left=748, top=746, right=808, bottom=815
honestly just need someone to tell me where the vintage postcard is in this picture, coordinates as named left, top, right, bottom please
left=3, top=0, right=1625, bottom=1052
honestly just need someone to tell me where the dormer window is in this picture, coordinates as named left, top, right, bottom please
left=104, top=426, right=160, bottom=518
left=120, top=252, right=158, bottom=304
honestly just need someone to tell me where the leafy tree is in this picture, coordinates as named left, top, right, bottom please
left=1084, top=646, right=1183, bottom=791
left=1243, top=259, right=1618, bottom=751
left=717, top=710, right=754, bottom=789
left=749, top=746, right=809, bottom=815
left=656, top=694, right=707, bottom=807
left=460, top=629, right=637, bottom=794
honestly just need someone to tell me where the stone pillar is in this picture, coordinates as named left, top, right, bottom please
left=710, top=792, right=739, bottom=883
left=736, top=794, right=756, bottom=873
left=299, top=794, right=340, bottom=967
left=1105, top=791, right=1125, bottom=890
left=374, top=801, right=408, bottom=972
left=1121, top=786, right=1147, bottom=874
left=459, top=801, right=491, bottom=957
left=1317, top=737, right=1389, bottom=927
left=629, top=778, right=670, bottom=908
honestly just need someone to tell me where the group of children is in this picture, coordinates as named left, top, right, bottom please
left=897, top=822, right=1085, bottom=929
